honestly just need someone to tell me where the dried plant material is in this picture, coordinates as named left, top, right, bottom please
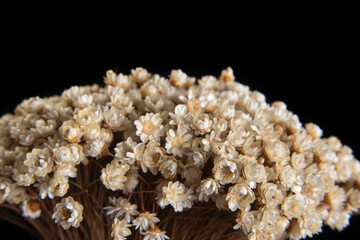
left=0, top=67, right=359, bottom=240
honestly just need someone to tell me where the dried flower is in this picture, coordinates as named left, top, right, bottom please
left=22, top=199, right=41, bottom=219
left=52, top=196, right=83, bottom=230
left=133, top=211, right=160, bottom=232
left=135, top=113, right=164, bottom=143
left=111, top=218, right=132, bottom=240
left=101, top=160, right=130, bottom=191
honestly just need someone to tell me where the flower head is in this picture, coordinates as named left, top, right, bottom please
left=52, top=196, right=83, bottom=230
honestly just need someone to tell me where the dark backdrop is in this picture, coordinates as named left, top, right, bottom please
left=1, top=15, right=360, bottom=240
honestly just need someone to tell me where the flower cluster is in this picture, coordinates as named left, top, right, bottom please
left=0, top=67, right=359, bottom=240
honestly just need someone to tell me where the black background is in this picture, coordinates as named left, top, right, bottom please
left=1, top=6, right=360, bottom=240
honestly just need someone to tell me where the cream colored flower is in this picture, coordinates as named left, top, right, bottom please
left=169, top=69, right=190, bottom=88
left=103, top=196, right=139, bottom=222
left=325, top=185, right=346, bottom=210
left=84, top=138, right=106, bottom=158
left=264, top=140, right=290, bottom=163
left=165, top=128, right=192, bottom=158
left=140, top=141, right=165, bottom=174
left=291, top=130, right=314, bottom=153
left=24, top=148, right=53, bottom=177
left=111, top=218, right=132, bottom=240
left=242, top=135, right=263, bottom=157
left=226, top=182, right=255, bottom=211
left=59, top=120, right=81, bottom=143
left=101, top=160, right=130, bottom=191
left=133, top=211, right=160, bottom=232
left=279, top=165, right=297, bottom=188
left=281, top=194, right=306, bottom=219
left=12, top=163, right=35, bottom=186
left=22, top=199, right=41, bottom=219
left=233, top=210, right=258, bottom=234
left=192, top=113, right=212, bottom=135
left=213, top=158, right=240, bottom=185
left=199, top=178, right=220, bottom=202
left=305, top=122, right=323, bottom=140
left=259, top=182, right=284, bottom=207
left=248, top=223, right=282, bottom=240
left=347, top=189, right=360, bottom=213
left=220, top=67, right=234, bottom=83
left=47, top=176, right=69, bottom=199
left=157, top=181, right=190, bottom=212
left=53, top=143, right=84, bottom=165
left=290, top=152, right=307, bottom=170
left=298, top=212, right=323, bottom=239
left=181, top=163, right=201, bottom=185
left=135, top=113, right=164, bottom=143
left=301, top=173, right=325, bottom=203
left=34, top=119, right=57, bottom=137
left=115, top=137, right=145, bottom=165
left=0, top=177, right=12, bottom=203
left=325, top=209, right=350, bottom=231
left=52, top=196, right=83, bottom=230
left=74, top=107, right=95, bottom=126
left=131, top=67, right=151, bottom=85
left=7, top=185, right=28, bottom=204
left=242, top=158, right=266, bottom=183
left=159, top=156, right=178, bottom=180
left=142, top=226, right=169, bottom=240
left=314, top=139, right=338, bottom=163
left=110, top=95, right=134, bottom=114
left=103, top=106, right=130, bottom=131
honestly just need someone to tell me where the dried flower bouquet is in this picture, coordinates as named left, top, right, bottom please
left=0, top=67, right=359, bottom=240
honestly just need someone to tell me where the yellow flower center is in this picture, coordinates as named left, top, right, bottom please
left=142, top=120, right=156, bottom=135
left=187, top=99, right=201, bottom=115
left=171, top=135, right=184, bottom=149
left=28, top=199, right=40, bottom=212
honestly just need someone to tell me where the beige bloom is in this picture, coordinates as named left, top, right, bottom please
left=52, top=196, right=84, bottom=230
left=131, top=67, right=151, bottom=85
left=314, top=139, right=338, bottom=163
left=242, top=158, right=266, bottom=183
left=0, top=177, right=12, bottom=203
left=24, top=148, right=53, bottom=177
left=220, top=67, right=234, bottom=83
left=22, top=199, right=41, bottom=219
left=111, top=218, right=132, bottom=240
left=157, top=181, right=191, bottom=212
left=264, top=140, right=290, bottom=163
left=59, top=120, right=81, bottom=143
left=281, top=194, right=306, bottom=219
left=199, top=178, right=220, bottom=202
left=226, top=182, right=255, bottom=212
left=290, top=152, right=307, bottom=170
left=103, top=196, right=139, bottom=222
left=103, top=106, right=130, bottom=131
left=279, top=165, right=297, bottom=188
left=48, top=176, right=69, bottom=199
left=233, top=210, right=259, bottom=234
left=34, top=119, right=57, bottom=137
left=181, top=163, right=201, bottom=185
left=325, top=185, right=346, bottom=210
left=248, top=224, right=282, bottom=240
left=74, top=107, right=95, bottom=126
left=213, top=158, right=240, bottom=185
left=298, top=212, right=323, bottom=239
left=135, top=113, right=164, bottom=143
left=305, top=122, right=323, bottom=140
left=53, top=144, right=84, bottom=165
left=192, top=113, right=212, bottom=135
left=325, top=209, right=350, bottom=231
left=7, top=185, right=28, bottom=204
left=347, top=189, right=360, bottom=213
left=101, top=160, right=130, bottom=191
left=115, top=137, right=145, bottom=165
left=242, top=135, right=263, bottom=157
left=142, top=226, right=169, bottom=240
left=292, top=130, right=314, bottom=153
left=165, top=129, right=192, bottom=158
left=141, top=141, right=165, bottom=174
left=259, top=182, right=284, bottom=207
left=133, top=211, right=160, bottom=232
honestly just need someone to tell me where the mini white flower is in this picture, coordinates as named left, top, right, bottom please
left=22, top=199, right=41, bottom=219
left=213, top=158, right=240, bottom=185
left=34, top=119, right=57, bottom=137
left=134, top=113, right=164, bottom=143
left=133, top=211, right=160, bottom=232
left=101, top=160, right=130, bottom=191
left=47, top=176, right=69, bottom=199
left=159, top=156, right=178, bottom=180
left=0, top=177, right=12, bottom=203
left=131, top=67, right=151, bottom=85
left=142, top=226, right=169, bottom=240
left=220, top=67, right=235, bottom=83
left=157, top=181, right=190, bottom=212
left=192, top=113, right=212, bottom=135
left=103, top=106, right=130, bottom=131
left=103, top=196, right=139, bottom=223
left=24, top=148, right=53, bottom=177
left=59, top=120, right=81, bottom=143
left=165, top=129, right=192, bottom=158
left=199, top=178, right=220, bottom=202
left=111, top=218, right=132, bottom=240
left=52, top=196, right=83, bottom=230
left=226, top=182, right=255, bottom=212
left=115, top=137, right=145, bottom=165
